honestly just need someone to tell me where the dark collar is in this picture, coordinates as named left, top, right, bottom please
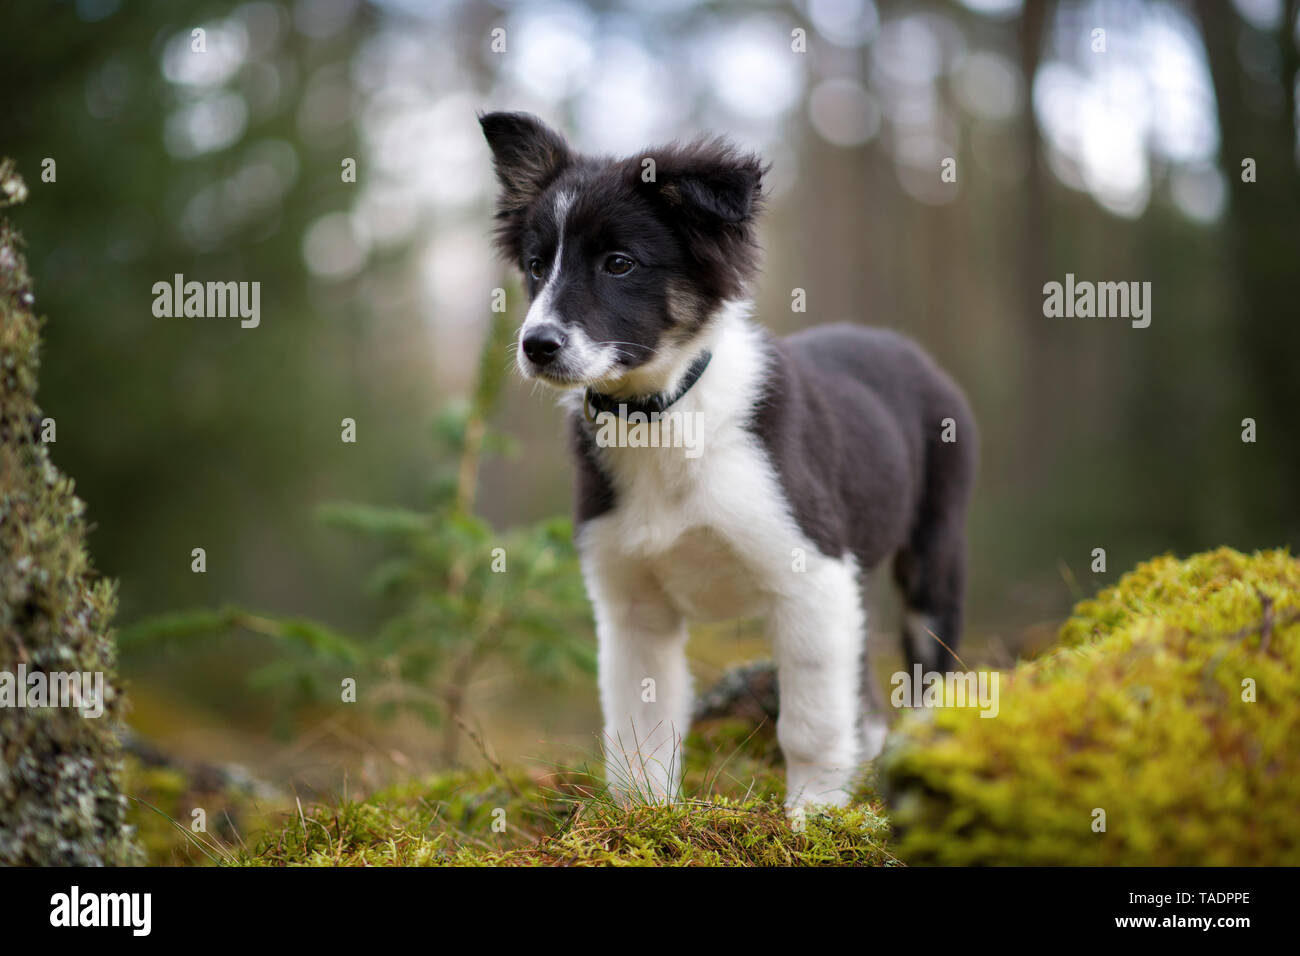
left=583, top=351, right=712, bottom=421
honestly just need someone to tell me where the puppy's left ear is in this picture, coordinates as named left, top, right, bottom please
left=641, top=138, right=766, bottom=230
left=638, top=138, right=766, bottom=296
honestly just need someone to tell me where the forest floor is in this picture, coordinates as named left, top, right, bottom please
left=123, top=714, right=898, bottom=866
left=122, top=547, right=1300, bottom=866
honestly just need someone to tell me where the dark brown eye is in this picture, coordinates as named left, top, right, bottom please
left=604, top=254, right=635, bottom=276
left=528, top=258, right=544, bottom=280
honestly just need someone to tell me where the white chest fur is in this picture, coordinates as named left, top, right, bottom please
left=573, top=307, right=815, bottom=620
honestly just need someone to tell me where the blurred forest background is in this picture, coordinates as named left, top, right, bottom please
left=2, top=0, right=1297, bottom=797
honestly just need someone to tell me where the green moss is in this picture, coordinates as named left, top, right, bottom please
left=235, top=767, right=580, bottom=866
left=234, top=774, right=895, bottom=867
left=0, top=160, right=140, bottom=865
left=472, top=796, right=894, bottom=867
left=882, top=547, right=1300, bottom=865
left=233, top=718, right=894, bottom=867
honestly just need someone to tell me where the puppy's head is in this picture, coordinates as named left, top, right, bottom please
left=479, top=111, right=764, bottom=394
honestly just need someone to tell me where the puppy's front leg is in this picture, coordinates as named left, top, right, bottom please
left=770, top=558, right=865, bottom=810
left=584, top=559, right=691, bottom=804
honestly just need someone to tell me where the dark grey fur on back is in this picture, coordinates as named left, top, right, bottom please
left=753, top=324, right=977, bottom=671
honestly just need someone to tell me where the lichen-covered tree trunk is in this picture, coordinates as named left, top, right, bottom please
left=0, top=160, right=140, bottom=865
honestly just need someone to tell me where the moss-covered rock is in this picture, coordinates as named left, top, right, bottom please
left=882, top=547, right=1300, bottom=865
left=0, top=160, right=140, bottom=865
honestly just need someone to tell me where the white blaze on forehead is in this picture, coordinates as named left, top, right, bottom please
left=515, top=189, right=621, bottom=384
left=521, top=190, right=574, bottom=335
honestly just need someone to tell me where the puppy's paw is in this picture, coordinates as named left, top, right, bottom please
left=784, top=761, right=854, bottom=813
left=784, top=801, right=840, bottom=832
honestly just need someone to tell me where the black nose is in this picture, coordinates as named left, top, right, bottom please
left=522, top=327, right=566, bottom=366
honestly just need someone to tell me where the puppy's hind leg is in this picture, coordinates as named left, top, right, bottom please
left=894, top=417, right=976, bottom=674
left=894, top=542, right=965, bottom=674
left=856, top=573, right=890, bottom=763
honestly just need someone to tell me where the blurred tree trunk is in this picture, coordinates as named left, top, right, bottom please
left=0, top=161, right=140, bottom=865
left=1017, top=0, right=1054, bottom=483
left=1195, top=0, right=1300, bottom=535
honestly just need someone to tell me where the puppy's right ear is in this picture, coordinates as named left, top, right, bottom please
left=479, top=112, right=571, bottom=258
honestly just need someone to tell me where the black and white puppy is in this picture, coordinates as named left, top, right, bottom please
left=480, top=112, right=977, bottom=809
